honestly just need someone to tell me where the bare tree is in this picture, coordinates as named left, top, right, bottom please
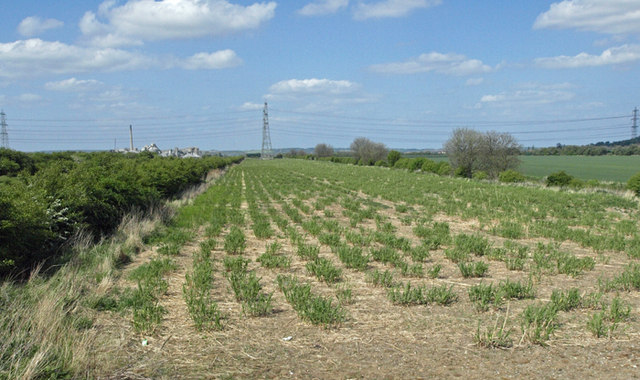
left=444, top=128, right=520, bottom=177
left=444, top=128, right=483, bottom=177
left=477, top=131, right=521, bottom=177
left=314, top=143, right=334, bottom=157
left=350, top=137, right=388, bottom=165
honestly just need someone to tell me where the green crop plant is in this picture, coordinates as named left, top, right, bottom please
left=498, top=279, right=535, bottom=300
left=454, top=233, right=491, bottom=257
left=520, top=302, right=558, bottom=345
left=297, top=243, right=320, bottom=260
left=224, top=226, right=246, bottom=255
left=474, top=308, right=513, bottom=348
left=468, top=283, right=504, bottom=311
left=427, top=264, right=442, bottom=279
left=366, top=269, right=395, bottom=287
left=549, top=288, right=582, bottom=311
left=306, top=257, right=342, bottom=284
left=458, top=261, right=489, bottom=278
left=277, top=275, right=346, bottom=327
left=336, top=244, right=369, bottom=271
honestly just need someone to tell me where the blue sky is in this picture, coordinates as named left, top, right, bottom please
left=1, top=0, right=639, bottom=151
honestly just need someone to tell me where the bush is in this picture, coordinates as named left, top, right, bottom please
left=408, top=158, right=426, bottom=172
left=436, top=162, right=452, bottom=176
left=421, top=159, right=438, bottom=173
left=394, top=158, right=411, bottom=169
left=374, top=160, right=388, bottom=167
left=628, top=172, right=640, bottom=196
left=387, top=150, right=401, bottom=167
left=472, top=171, right=488, bottom=180
left=546, top=171, right=574, bottom=187
left=499, top=169, right=525, bottom=183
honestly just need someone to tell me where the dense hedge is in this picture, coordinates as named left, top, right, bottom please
left=0, top=150, right=242, bottom=275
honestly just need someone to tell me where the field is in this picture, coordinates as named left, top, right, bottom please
left=518, top=155, right=640, bottom=183
left=62, top=158, right=640, bottom=379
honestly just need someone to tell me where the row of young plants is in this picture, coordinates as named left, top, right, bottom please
left=238, top=159, right=637, bottom=344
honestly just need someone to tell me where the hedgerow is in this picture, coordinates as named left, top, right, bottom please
left=0, top=150, right=242, bottom=275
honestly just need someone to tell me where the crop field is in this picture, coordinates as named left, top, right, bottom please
left=518, top=155, right=640, bottom=183
left=94, top=158, right=640, bottom=378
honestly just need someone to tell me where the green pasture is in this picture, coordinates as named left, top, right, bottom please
left=405, top=153, right=640, bottom=182
left=517, top=155, right=640, bottom=183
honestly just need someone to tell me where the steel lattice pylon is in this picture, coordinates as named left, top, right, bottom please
left=261, top=102, right=273, bottom=159
left=1, top=110, right=8, bottom=149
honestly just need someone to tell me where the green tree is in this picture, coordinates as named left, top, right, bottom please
left=387, top=150, right=401, bottom=166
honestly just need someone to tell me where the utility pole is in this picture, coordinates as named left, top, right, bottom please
left=1, top=110, right=8, bottom=149
left=129, top=124, right=134, bottom=151
left=633, top=107, right=638, bottom=139
left=261, top=102, right=273, bottom=159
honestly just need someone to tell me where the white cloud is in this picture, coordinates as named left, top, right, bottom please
left=298, top=0, right=349, bottom=16
left=181, top=50, right=243, bottom=70
left=269, top=78, right=358, bottom=95
left=354, top=0, right=441, bottom=20
left=44, top=78, right=103, bottom=92
left=477, top=83, right=575, bottom=108
left=534, top=0, right=640, bottom=35
left=81, top=0, right=277, bottom=47
left=369, top=52, right=493, bottom=76
left=17, top=16, right=64, bottom=37
left=535, top=44, right=640, bottom=68
left=465, top=77, right=484, bottom=86
left=0, top=39, right=154, bottom=78
left=18, top=93, right=42, bottom=102
left=240, top=102, right=264, bottom=110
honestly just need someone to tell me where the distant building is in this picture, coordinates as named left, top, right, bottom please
left=115, top=143, right=202, bottom=158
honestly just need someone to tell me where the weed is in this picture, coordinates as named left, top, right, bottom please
left=454, top=233, right=491, bottom=256
left=336, top=244, right=369, bottom=271
left=297, top=243, right=320, bottom=260
left=223, top=256, right=250, bottom=273
left=409, top=245, right=430, bottom=262
left=157, top=242, right=181, bottom=256
left=336, top=284, right=354, bottom=305
left=550, top=288, right=582, bottom=311
left=499, top=279, right=535, bottom=300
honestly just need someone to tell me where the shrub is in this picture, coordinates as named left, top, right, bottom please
left=627, top=172, right=640, bottom=196
left=472, top=171, right=488, bottom=180
left=499, top=169, right=525, bottom=183
left=409, top=158, right=426, bottom=172
left=421, top=159, right=438, bottom=173
left=387, top=150, right=402, bottom=166
left=436, top=162, right=452, bottom=176
left=546, top=171, right=574, bottom=187
left=394, top=158, right=411, bottom=169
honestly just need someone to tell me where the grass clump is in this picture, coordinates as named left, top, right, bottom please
left=336, top=244, right=369, bottom=271
left=454, top=233, right=491, bottom=257
left=224, top=226, right=246, bottom=254
left=520, top=302, right=558, bottom=345
left=475, top=308, right=513, bottom=348
left=366, top=269, right=395, bottom=288
left=306, top=257, right=342, bottom=284
left=183, top=247, right=223, bottom=331
left=387, top=283, right=457, bottom=306
left=297, top=243, right=320, bottom=260
left=498, top=279, right=535, bottom=300
left=458, top=261, right=489, bottom=278
left=257, top=242, right=291, bottom=269
left=468, top=283, right=504, bottom=311
left=588, top=297, right=632, bottom=338
left=277, top=275, right=346, bottom=327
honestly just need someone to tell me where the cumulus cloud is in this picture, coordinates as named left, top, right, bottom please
left=535, top=44, right=640, bottom=68
left=181, top=50, right=243, bottom=70
left=534, top=0, right=640, bottom=35
left=269, top=78, right=358, bottom=95
left=0, top=39, right=153, bottom=78
left=369, top=52, right=493, bottom=76
left=44, top=78, right=103, bottom=91
left=17, top=16, right=64, bottom=37
left=81, top=0, right=277, bottom=47
left=354, top=0, right=441, bottom=20
left=298, top=0, right=349, bottom=16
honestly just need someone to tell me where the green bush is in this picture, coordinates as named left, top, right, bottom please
left=421, top=159, right=438, bottom=173
left=499, top=169, right=525, bottom=183
left=546, top=171, right=574, bottom=187
left=627, top=172, right=640, bottom=196
left=387, top=150, right=401, bottom=167
left=393, top=158, right=411, bottom=169
left=408, top=158, right=426, bottom=172
left=472, top=171, right=488, bottom=180
left=436, top=162, right=452, bottom=176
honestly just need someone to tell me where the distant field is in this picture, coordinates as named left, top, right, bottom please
left=518, top=155, right=640, bottom=183
left=405, top=154, right=640, bottom=182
